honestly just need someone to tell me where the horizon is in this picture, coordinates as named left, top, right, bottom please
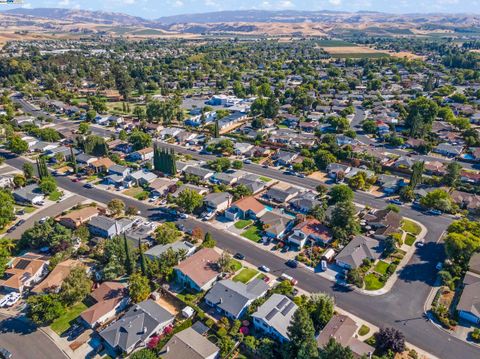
left=4, top=1, right=480, bottom=20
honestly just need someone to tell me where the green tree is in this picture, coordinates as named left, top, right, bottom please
left=175, top=188, right=204, bottom=213
left=410, top=161, right=424, bottom=189
left=285, top=306, right=319, bottom=359
left=420, top=189, right=455, bottom=213
left=444, top=162, right=462, bottom=187
left=376, top=327, right=406, bottom=354
left=405, top=97, right=439, bottom=138
left=129, top=130, right=152, bottom=151
left=346, top=268, right=363, bottom=288
left=0, top=189, right=14, bottom=230
left=307, top=293, right=334, bottom=331
left=155, top=222, right=182, bottom=244
left=13, top=174, right=25, bottom=188
left=208, top=158, right=231, bottom=172
left=319, top=338, right=354, bottom=359
left=201, top=232, right=216, bottom=248
left=39, top=176, right=57, bottom=195
left=328, top=184, right=354, bottom=205
left=107, top=199, right=125, bottom=216
left=314, top=150, right=337, bottom=171
left=26, top=294, right=64, bottom=325
left=129, top=349, right=157, bottom=359
left=22, top=162, right=34, bottom=179
left=128, top=272, right=151, bottom=303
left=399, top=186, right=415, bottom=202
left=7, top=135, right=28, bottom=154
left=330, top=201, right=360, bottom=242
left=232, top=160, right=243, bottom=170
left=362, top=120, right=377, bottom=134
left=60, top=267, right=92, bottom=306
left=124, top=234, right=133, bottom=275
left=78, top=122, right=90, bottom=134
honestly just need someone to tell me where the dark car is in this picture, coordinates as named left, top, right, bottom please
left=83, top=183, right=93, bottom=189
left=16, top=219, right=25, bottom=226
left=234, top=253, right=245, bottom=260
left=286, top=259, right=298, bottom=268
left=0, top=347, right=12, bottom=359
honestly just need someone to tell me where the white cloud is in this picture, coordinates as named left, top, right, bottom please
left=58, top=0, right=70, bottom=6
left=123, top=0, right=137, bottom=4
left=278, top=0, right=294, bottom=9
left=329, top=0, right=342, bottom=6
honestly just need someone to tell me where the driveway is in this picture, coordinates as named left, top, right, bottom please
left=0, top=314, right=67, bottom=359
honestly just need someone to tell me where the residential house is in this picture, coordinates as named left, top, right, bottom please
left=234, top=142, right=254, bottom=155
left=57, top=206, right=101, bottom=229
left=184, top=166, right=214, bottom=181
left=273, top=150, right=298, bottom=166
left=457, top=271, right=480, bottom=324
left=203, top=192, right=233, bottom=212
left=172, top=184, right=209, bottom=199
left=32, top=259, right=82, bottom=294
left=217, top=112, right=248, bottom=131
left=1, top=253, right=49, bottom=293
left=344, top=167, right=375, bottom=180
left=145, top=241, right=197, bottom=261
left=80, top=282, right=129, bottom=328
left=264, top=186, right=299, bottom=204
left=124, top=222, right=158, bottom=246
left=469, top=253, right=480, bottom=275
left=377, top=174, right=405, bottom=195
left=13, top=184, right=44, bottom=205
left=289, top=191, right=322, bottom=213
left=159, top=327, right=220, bottom=359
left=128, top=170, right=157, bottom=186
left=252, top=294, right=298, bottom=342
left=391, top=156, right=415, bottom=169
left=363, top=209, right=402, bottom=239
left=213, top=170, right=245, bottom=186
left=317, top=315, right=374, bottom=358
left=129, top=147, right=154, bottom=162
left=288, top=218, right=332, bottom=249
left=424, top=161, right=446, bottom=176
left=335, top=235, right=385, bottom=270
left=174, top=248, right=221, bottom=292
left=204, top=279, right=269, bottom=319
left=149, top=178, right=176, bottom=197
left=433, top=143, right=464, bottom=157
left=0, top=175, right=14, bottom=189
left=99, top=300, right=174, bottom=354
left=260, top=210, right=294, bottom=240
left=225, top=196, right=267, bottom=221
left=451, top=190, right=480, bottom=212
left=90, top=157, right=115, bottom=174
left=326, top=163, right=351, bottom=180
left=236, top=175, right=267, bottom=194
left=88, top=216, right=135, bottom=238
left=76, top=153, right=98, bottom=166
left=336, top=135, right=355, bottom=146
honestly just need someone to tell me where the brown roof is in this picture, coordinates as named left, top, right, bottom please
left=32, top=259, right=82, bottom=294
left=295, top=218, right=332, bottom=241
left=91, top=157, right=115, bottom=169
left=174, top=248, right=220, bottom=288
left=317, top=315, right=374, bottom=357
left=469, top=253, right=480, bottom=275
left=80, top=282, right=127, bottom=326
left=232, top=196, right=265, bottom=214
left=2, top=253, right=48, bottom=291
left=57, top=206, right=100, bottom=229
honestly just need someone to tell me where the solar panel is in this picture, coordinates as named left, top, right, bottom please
left=281, top=302, right=295, bottom=316
left=276, top=297, right=288, bottom=309
left=265, top=308, right=278, bottom=321
left=15, top=259, right=31, bottom=270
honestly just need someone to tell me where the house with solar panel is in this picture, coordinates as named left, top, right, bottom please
left=251, top=294, right=298, bottom=342
left=0, top=253, right=49, bottom=293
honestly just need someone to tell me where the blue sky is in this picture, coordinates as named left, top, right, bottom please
left=13, top=0, right=480, bottom=19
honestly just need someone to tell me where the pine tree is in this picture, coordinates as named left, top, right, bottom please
left=124, top=234, right=133, bottom=275
left=410, top=161, right=424, bottom=189
left=214, top=119, right=219, bottom=138
left=286, top=307, right=319, bottom=359
left=70, top=147, right=78, bottom=174
left=139, top=239, right=148, bottom=277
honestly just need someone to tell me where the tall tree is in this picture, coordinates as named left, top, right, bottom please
left=70, top=147, right=78, bottom=174
left=410, top=161, right=424, bottom=189
left=405, top=97, right=438, bottom=138
left=124, top=234, right=133, bottom=275
left=319, top=338, right=354, bottom=359
left=139, top=239, right=148, bottom=278
left=128, top=273, right=151, bottom=303
left=60, top=267, right=92, bottom=306
left=444, top=162, right=462, bottom=187
left=285, top=306, right=319, bottom=359
left=22, top=162, right=34, bottom=179
left=376, top=327, right=406, bottom=354
left=213, top=119, right=220, bottom=138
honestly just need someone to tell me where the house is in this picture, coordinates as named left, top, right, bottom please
left=336, top=134, right=355, bottom=146
left=363, top=209, right=402, bottom=239
left=236, top=175, right=267, bottom=194
left=109, top=164, right=130, bottom=178
left=76, top=153, right=98, bottom=166
left=217, top=112, right=248, bottom=131
left=203, top=192, right=233, bottom=212
left=80, top=282, right=129, bottom=328
left=99, top=299, right=174, bottom=354
left=148, top=178, right=176, bottom=197
left=204, top=279, right=269, bottom=319
left=252, top=294, right=298, bottom=342
left=326, top=163, right=351, bottom=179
left=57, top=206, right=101, bottom=229
left=391, top=156, right=414, bottom=169
left=433, top=143, right=464, bottom=157
left=174, top=248, right=221, bottom=292
left=12, top=184, right=44, bottom=205
left=335, top=235, right=385, bottom=270
left=225, top=196, right=267, bottom=221
left=377, top=174, right=405, bottom=194
left=124, top=222, right=158, bottom=245
left=260, top=210, right=294, bottom=240
left=88, top=216, right=135, bottom=238
left=317, top=315, right=374, bottom=358
left=32, top=259, right=83, bottom=294
left=468, top=253, right=480, bottom=275
left=213, top=170, right=245, bottom=186
left=159, top=326, right=220, bottom=359
left=31, top=141, right=59, bottom=153
left=90, top=157, right=115, bottom=174
left=264, top=186, right=299, bottom=204
left=457, top=271, right=480, bottom=324
left=129, top=147, right=154, bottom=162
left=289, top=191, right=322, bottom=213
left=145, top=241, right=197, bottom=261
left=234, top=142, right=254, bottom=155
left=274, top=150, right=298, bottom=166
left=184, top=166, right=214, bottom=181
left=128, top=170, right=157, bottom=186
left=0, top=175, right=14, bottom=189
left=172, top=184, right=209, bottom=199
left=288, top=218, right=332, bottom=248
left=424, top=161, right=446, bottom=175
left=451, top=190, right=480, bottom=212
left=1, top=253, right=49, bottom=293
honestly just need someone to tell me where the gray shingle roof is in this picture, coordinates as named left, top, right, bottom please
left=336, top=235, right=384, bottom=269
left=160, top=327, right=219, bottom=359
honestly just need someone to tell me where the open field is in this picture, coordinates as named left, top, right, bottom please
left=322, top=45, right=390, bottom=58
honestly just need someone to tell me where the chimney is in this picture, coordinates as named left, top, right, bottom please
left=143, top=326, right=147, bottom=334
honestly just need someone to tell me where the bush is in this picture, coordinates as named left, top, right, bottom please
left=386, top=264, right=397, bottom=276
left=217, top=327, right=227, bottom=337
left=471, top=328, right=480, bottom=342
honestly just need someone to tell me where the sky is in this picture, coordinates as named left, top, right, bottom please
left=11, top=0, right=480, bottom=19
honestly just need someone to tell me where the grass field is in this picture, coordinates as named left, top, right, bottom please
left=317, top=39, right=356, bottom=47
left=231, top=259, right=242, bottom=272
left=48, top=190, right=62, bottom=201
left=259, top=176, right=272, bottom=183
left=374, top=260, right=389, bottom=275
left=233, top=268, right=258, bottom=283
left=123, top=187, right=149, bottom=200
left=402, top=219, right=421, bottom=235
left=234, top=219, right=252, bottom=229
left=364, top=273, right=384, bottom=291
left=405, top=233, right=416, bottom=246
left=50, top=302, right=88, bottom=335
left=241, top=224, right=263, bottom=242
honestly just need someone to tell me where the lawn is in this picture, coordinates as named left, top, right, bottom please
left=234, top=220, right=252, bottom=229
left=50, top=302, right=88, bottom=335
left=48, top=190, right=62, bottom=201
left=374, top=260, right=389, bottom=275
left=233, top=268, right=259, bottom=283
left=231, top=259, right=242, bottom=272
left=241, top=224, right=263, bottom=242
left=364, top=273, right=384, bottom=291
left=123, top=187, right=149, bottom=200
left=405, top=233, right=416, bottom=246
left=402, top=219, right=421, bottom=235
left=259, top=176, right=272, bottom=183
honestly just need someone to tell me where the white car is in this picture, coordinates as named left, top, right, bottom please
left=179, top=213, right=189, bottom=219
left=2, top=293, right=20, bottom=307
left=0, top=296, right=9, bottom=308
left=39, top=216, right=50, bottom=224
left=259, top=265, right=271, bottom=273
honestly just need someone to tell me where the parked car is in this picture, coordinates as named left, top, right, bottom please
left=259, top=265, right=270, bottom=273
left=427, top=209, right=442, bottom=216
left=16, top=219, right=25, bottom=226
left=285, top=259, right=298, bottom=268
left=436, top=262, right=443, bottom=270
left=243, top=159, right=252, bottom=164
left=84, top=183, right=94, bottom=189
left=389, top=199, right=403, bottom=205
left=179, top=213, right=189, bottom=219
left=416, top=241, right=425, bottom=248
left=0, top=347, right=12, bottom=359
left=234, top=253, right=245, bottom=260
left=71, top=178, right=80, bottom=182
left=39, top=216, right=49, bottom=224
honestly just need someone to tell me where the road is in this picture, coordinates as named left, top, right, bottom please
left=3, top=154, right=480, bottom=359
left=0, top=314, right=67, bottom=359
left=7, top=194, right=85, bottom=239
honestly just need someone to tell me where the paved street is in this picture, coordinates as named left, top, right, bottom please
left=3, top=154, right=479, bottom=359
left=0, top=314, right=67, bottom=359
